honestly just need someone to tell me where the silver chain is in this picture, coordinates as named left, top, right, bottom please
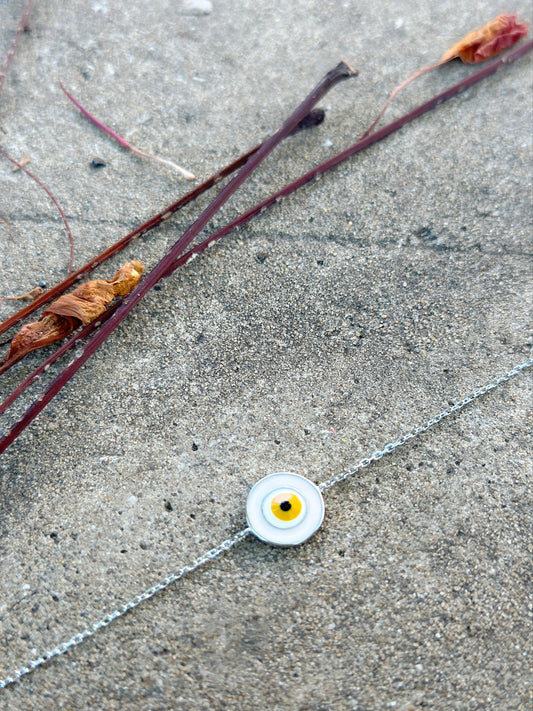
left=318, top=358, right=532, bottom=491
left=0, top=528, right=252, bottom=689
left=0, top=358, right=531, bottom=689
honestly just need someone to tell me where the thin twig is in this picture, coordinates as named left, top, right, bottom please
left=60, top=82, right=195, bottom=180
left=0, top=2, right=75, bottom=278
left=0, top=304, right=119, bottom=418
left=0, top=114, right=324, bottom=410
left=359, top=14, right=529, bottom=141
left=165, top=39, right=533, bottom=277
left=357, top=63, right=440, bottom=141
left=0, top=61, right=356, bottom=452
left=0, top=147, right=257, bottom=337
left=0, top=147, right=75, bottom=275
left=2, top=40, right=531, bottom=453
left=0, top=214, right=16, bottom=243
left=0, top=0, right=34, bottom=94
left=0, top=110, right=324, bottom=337
left=0, top=3, right=74, bottom=278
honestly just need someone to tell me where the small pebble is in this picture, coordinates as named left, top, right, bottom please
left=183, top=0, right=212, bottom=15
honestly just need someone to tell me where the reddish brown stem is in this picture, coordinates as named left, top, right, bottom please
left=0, top=148, right=255, bottom=337
left=60, top=83, right=195, bottom=180
left=2, top=39, right=531, bottom=454
left=0, top=0, right=34, bottom=94
left=0, top=148, right=75, bottom=275
left=0, top=61, right=356, bottom=452
left=0, top=214, right=15, bottom=243
left=0, top=113, right=324, bottom=411
left=0, top=110, right=325, bottom=338
left=357, top=62, right=441, bottom=141
left=166, top=40, right=533, bottom=278
left=0, top=304, right=119, bottom=418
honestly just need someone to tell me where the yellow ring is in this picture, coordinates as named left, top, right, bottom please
left=270, top=492, right=302, bottom=521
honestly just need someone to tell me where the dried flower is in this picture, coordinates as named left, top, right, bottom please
left=440, top=14, right=529, bottom=64
left=359, top=14, right=529, bottom=140
left=0, top=260, right=143, bottom=375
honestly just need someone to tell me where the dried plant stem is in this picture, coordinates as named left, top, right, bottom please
left=167, top=41, right=533, bottom=276
left=125, top=146, right=195, bottom=177
left=1, top=41, right=531, bottom=454
left=0, top=61, right=356, bottom=452
left=357, top=62, right=441, bottom=140
left=60, top=83, right=195, bottom=180
left=0, top=110, right=324, bottom=338
left=0, top=214, right=15, bottom=243
left=0, top=145, right=258, bottom=337
left=0, top=304, right=118, bottom=418
left=0, top=147, right=75, bottom=275
left=0, top=114, right=323, bottom=410
left=0, top=0, right=34, bottom=94
left=0, top=4, right=74, bottom=278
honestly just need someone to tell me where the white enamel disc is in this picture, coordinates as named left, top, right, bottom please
left=246, top=472, right=325, bottom=547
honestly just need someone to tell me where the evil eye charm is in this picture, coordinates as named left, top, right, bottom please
left=246, top=472, right=325, bottom=547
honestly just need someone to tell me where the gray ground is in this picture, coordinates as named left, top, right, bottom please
left=0, top=1, right=532, bottom=709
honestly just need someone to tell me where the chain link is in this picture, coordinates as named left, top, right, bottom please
left=318, top=358, right=532, bottom=491
left=0, top=527, right=252, bottom=689
left=0, top=358, right=530, bottom=689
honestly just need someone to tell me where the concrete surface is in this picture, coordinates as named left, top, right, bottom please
left=0, top=1, right=531, bottom=709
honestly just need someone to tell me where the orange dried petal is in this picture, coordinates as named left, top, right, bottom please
left=109, top=259, right=144, bottom=296
left=0, top=260, right=143, bottom=375
left=44, top=260, right=143, bottom=323
left=0, top=314, right=74, bottom=374
left=46, top=281, right=116, bottom=324
left=8, top=314, right=74, bottom=353
left=440, top=14, right=528, bottom=64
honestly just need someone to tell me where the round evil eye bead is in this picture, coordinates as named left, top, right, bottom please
left=246, top=473, right=325, bottom=547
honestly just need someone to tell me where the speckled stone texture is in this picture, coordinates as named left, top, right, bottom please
left=0, top=1, right=531, bottom=709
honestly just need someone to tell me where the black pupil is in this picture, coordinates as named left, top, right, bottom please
left=280, top=500, right=292, bottom=512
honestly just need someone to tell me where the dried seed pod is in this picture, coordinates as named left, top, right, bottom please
left=440, top=14, right=528, bottom=64
left=0, top=260, right=143, bottom=375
